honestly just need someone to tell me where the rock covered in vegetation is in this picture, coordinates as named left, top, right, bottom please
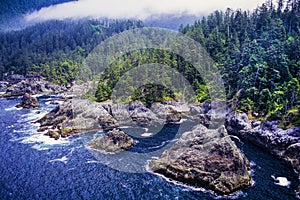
left=88, top=129, right=135, bottom=153
left=16, top=93, right=39, bottom=108
left=149, top=124, right=251, bottom=195
left=4, top=78, right=66, bottom=97
left=226, top=112, right=300, bottom=176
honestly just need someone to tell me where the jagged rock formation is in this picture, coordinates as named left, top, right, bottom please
left=149, top=124, right=251, bottom=195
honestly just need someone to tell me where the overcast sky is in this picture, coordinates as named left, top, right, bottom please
left=25, top=0, right=268, bottom=22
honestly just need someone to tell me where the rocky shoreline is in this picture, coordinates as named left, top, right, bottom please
left=37, top=99, right=300, bottom=194
left=3, top=79, right=300, bottom=196
left=225, top=112, right=300, bottom=192
left=2, top=78, right=66, bottom=98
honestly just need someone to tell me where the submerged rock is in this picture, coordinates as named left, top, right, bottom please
left=88, top=129, right=135, bottom=153
left=149, top=124, right=251, bottom=195
left=16, top=93, right=39, bottom=109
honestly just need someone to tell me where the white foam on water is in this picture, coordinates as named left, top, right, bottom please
left=20, top=133, right=71, bottom=151
left=142, top=127, right=149, bottom=132
left=148, top=141, right=168, bottom=150
left=86, top=159, right=101, bottom=164
left=49, top=146, right=76, bottom=163
left=119, top=126, right=131, bottom=129
left=32, top=94, right=47, bottom=98
left=249, top=161, right=256, bottom=186
left=271, top=175, right=291, bottom=187
left=49, top=155, right=68, bottom=164
left=146, top=163, right=246, bottom=199
left=5, top=106, right=22, bottom=111
left=18, top=110, right=48, bottom=123
left=45, top=100, right=63, bottom=105
left=141, top=132, right=153, bottom=137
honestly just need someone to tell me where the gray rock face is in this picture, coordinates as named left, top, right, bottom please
left=226, top=112, right=300, bottom=176
left=108, top=102, right=168, bottom=126
left=165, top=106, right=182, bottom=123
left=186, top=102, right=228, bottom=128
left=37, top=100, right=184, bottom=139
left=88, top=129, right=135, bottom=153
left=16, top=93, right=39, bottom=108
left=4, top=79, right=65, bottom=97
left=149, top=124, right=251, bottom=195
left=36, top=99, right=118, bottom=139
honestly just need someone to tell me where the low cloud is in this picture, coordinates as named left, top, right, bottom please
left=25, top=0, right=267, bottom=22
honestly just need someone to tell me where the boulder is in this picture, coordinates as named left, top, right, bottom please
left=151, top=103, right=182, bottom=123
left=88, top=129, right=135, bottom=153
left=16, top=93, right=39, bottom=108
left=165, top=106, right=182, bottom=123
left=149, top=124, right=251, bottom=195
left=110, top=104, right=132, bottom=125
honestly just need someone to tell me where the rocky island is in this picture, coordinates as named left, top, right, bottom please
left=149, top=124, right=252, bottom=194
left=88, top=129, right=135, bottom=153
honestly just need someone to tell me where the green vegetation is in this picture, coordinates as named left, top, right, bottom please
left=179, top=0, right=300, bottom=124
left=0, top=0, right=299, bottom=126
left=0, top=19, right=143, bottom=84
left=94, top=49, right=207, bottom=105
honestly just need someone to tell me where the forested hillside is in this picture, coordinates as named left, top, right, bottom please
left=0, top=0, right=299, bottom=126
left=95, top=0, right=300, bottom=127
left=179, top=0, right=300, bottom=125
left=0, top=19, right=143, bottom=84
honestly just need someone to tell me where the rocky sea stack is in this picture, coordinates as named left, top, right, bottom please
left=16, top=93, right=39, bottom=109
left=149, top=124, right=251, bottom=195
left=88, top=129, right=135, bottom=153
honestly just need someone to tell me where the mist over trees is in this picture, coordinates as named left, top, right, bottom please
left=0, top=0, right=299, bottom=126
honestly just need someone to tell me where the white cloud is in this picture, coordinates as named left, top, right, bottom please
left=25, top=0, right=267, bottom=22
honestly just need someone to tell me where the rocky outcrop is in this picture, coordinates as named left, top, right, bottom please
left=149, top=124, right=251, bottom=195
left=16, top=93, right=39, bottom=108
left=88, top=129, right=135, bottom=153
left=36, top=100, right=185, bottom=139
left=226, top=112, right=300, bottom=177
left=35, top=99, right=118, bottom=139
left=185, top=102, right=227, bottom=128
left=106, top=101, right=178, bottom=127
left=4, top=78, right=65, bottom=97
left=151, top=103, right=182, bottom=123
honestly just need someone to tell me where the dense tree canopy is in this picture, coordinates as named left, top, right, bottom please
left=0, top=0, right=299, bottom=127
left=179, top=0, right=300, bottom=126
left=0, top=19, right=143, bottom=84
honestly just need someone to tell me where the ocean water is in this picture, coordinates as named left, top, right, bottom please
left=0, top=96, right=299, bottom=199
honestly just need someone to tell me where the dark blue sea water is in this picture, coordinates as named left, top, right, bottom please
left=0, top=96, right=299, bottom=199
